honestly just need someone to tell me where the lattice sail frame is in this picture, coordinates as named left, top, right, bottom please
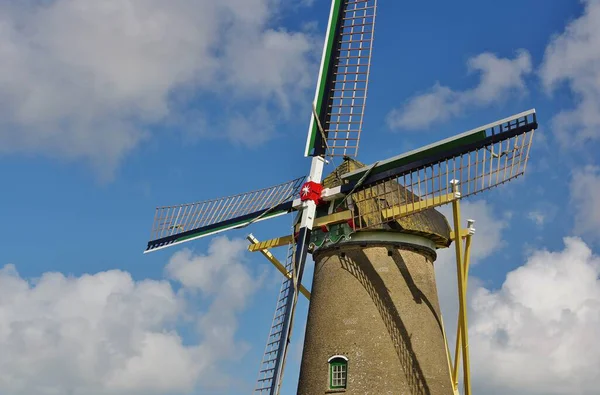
left=146, top=177, right=305, bottom=252
left=254, top=242, right=297, bottom=394
left=305, top=0, right=377, bottom=159
left=327, top=0, right=376, bottom=157
left=346, top=110, right=537, bottom=230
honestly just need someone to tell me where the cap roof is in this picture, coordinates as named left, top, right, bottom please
left=322, top=157, right=451, bottom=247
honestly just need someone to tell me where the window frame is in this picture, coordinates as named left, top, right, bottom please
left=328, top=356, right=348, bottom=390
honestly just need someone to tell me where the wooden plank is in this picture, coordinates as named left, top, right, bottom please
left=381, top=193, right=455, bottom=220
left=248, top=235, right=294, bottom=252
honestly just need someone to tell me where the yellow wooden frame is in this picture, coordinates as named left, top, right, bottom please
left=449, top=181, right=473, bottom=395
left=246, top=234, right=310, bottom=300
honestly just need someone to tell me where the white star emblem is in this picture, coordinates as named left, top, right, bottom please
left=301, top=185, right=311, bottom=196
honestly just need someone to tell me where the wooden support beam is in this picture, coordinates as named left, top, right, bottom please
left=381, top=193, right=456, bottom=220
left=450, top=229, right=470, bottom=241
left=295, top=193, right=458, bottom=234
left=450, top=181, right=471, bottom=395
left=294, top=210, right=353, bottom=232
left=246, top=234, right=310, bottom=300
left=248, top=235, right=294, bottom=252
left=313, top=210, right=353, bottom=228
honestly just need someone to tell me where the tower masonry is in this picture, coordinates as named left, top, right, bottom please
left=297, top=159, right=454, bottom=395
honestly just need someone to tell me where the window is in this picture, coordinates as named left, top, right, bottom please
left=328, top=356, right=348, bottom=389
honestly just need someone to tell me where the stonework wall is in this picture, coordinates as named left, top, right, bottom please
left=297, top=241, right=453, bottom=395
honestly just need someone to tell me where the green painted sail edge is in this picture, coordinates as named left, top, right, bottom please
left=344, top=130, right=487, bottom=182
left=343, top=109, right=536, bottom=182
left=176, top=210, right=288, bottom=243
left=305, top=0, right=343, bottom=157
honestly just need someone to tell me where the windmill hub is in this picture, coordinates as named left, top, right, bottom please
left=300, top=181, right=324, bottom=205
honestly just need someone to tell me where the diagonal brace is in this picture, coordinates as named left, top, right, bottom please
left=246, top=234, right=310, bottom=300
left=451, top=218, right=475, bottom=390
left=449, top=180, right=473, bottom=395
left=248, top=235, right=294, bottom=252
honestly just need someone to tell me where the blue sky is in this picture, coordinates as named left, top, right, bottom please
left=1, top=1, right=600, bottom=394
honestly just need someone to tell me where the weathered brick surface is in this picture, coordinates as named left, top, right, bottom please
left=297, top=241, right=453, bottom=395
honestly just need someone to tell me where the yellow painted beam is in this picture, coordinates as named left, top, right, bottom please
left=450, top=181, right=471, bottom=395
left=294, top=193, right=457, bottom=233
left=381, top=193, right=456, bottom=220
left=248, top=235, right=294, bottom=252
left=452, top=227, right=474, bottom=391
left=295, top=210, right=353, bottom=232
left=450, top=228, right=470, bottom=241
left=314, top=210, right=353, bottom=227
left=246, top=234, right=310, bottom=300
left=440, top=313, right=457, bottom=394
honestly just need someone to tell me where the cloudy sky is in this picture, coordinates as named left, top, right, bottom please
left=1, top=0, right=599, bottom=394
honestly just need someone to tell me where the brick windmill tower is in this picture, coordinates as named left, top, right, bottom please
left=144, top=1, right=540, bottom=394
left=297, top=157, right=455, bottom=394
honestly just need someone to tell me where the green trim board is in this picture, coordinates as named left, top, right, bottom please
left=343, top=109, right=536, bottom=182
left=304, top=0, right=344, bottom=157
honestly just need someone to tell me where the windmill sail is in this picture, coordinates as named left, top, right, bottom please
left=342, top=109, right=538, bottom=230
left=254, top=243, right=297, bottom=394
left=145, top=176, right=305, bottom=252
left=305, top=0, right=377, bottom=159
left=254, top=1, right=380, bottom=394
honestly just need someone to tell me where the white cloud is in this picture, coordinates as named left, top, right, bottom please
left=540, top=0, right=600, bottom=148
left=0, top=236, right=259, bottom=394
left=0, top=0, right=318, bottom=179
left=166, top=236, right=264, bottom=376
left=387, top=50, right=532, bottom=130
left=470, top=237, right=600, bottom=394
left=527, top=210, right=546, bottom=227
left=434, top=200, right=600, bottom=393
left=570, top=166, right=600, bottom=242
left=527, top=202, right=558, bottom=229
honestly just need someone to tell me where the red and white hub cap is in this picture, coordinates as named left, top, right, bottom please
left=299, top=181, right=324, bottom=205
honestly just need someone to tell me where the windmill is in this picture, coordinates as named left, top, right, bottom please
left=144, top=1, right=539, bottom=394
